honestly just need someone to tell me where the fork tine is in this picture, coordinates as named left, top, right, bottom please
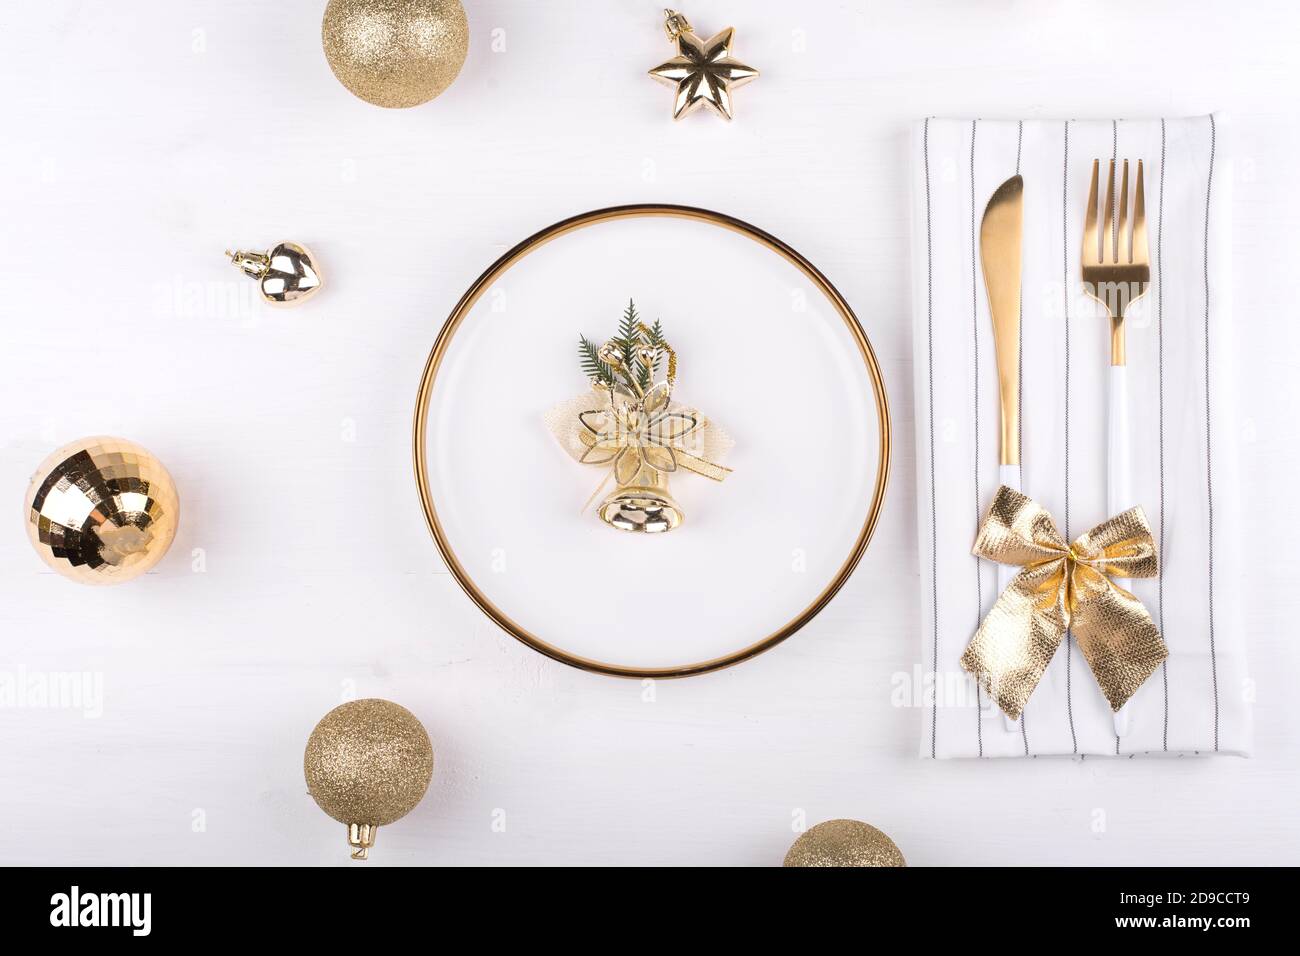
left=1103, top=159, right=1116, bottom=264
left=1083, top=159, right=1100, bottom=266
left=1118, top=159, right=1130, bottom=263
left=1132, top=159, right=1149, bottom=266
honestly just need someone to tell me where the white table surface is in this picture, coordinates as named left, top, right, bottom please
left=2, top=0, right=1297, bottom=866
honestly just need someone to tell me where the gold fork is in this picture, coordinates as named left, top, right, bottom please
left=1082, top=158, right=1150, bottom=737
left=1083, top=159, right=1150, bottom=364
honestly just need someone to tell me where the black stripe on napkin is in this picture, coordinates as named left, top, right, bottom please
left=1062, top=119, right=1078, bottom=755
left=969, top=119, right=984, bottom=757
left=1204, top=114, right=1220, bottom=751
left=1158, top=118, right=1169, bottom=751
left=924, top=117, right=938, bottom=759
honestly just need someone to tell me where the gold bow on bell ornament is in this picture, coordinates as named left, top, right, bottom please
left=546, top=305, right=732, bottom=533
left=961, top=485, right=1169, bottom=720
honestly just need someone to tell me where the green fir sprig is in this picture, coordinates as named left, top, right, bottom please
left=577, top=299, right=670, bottom=393
left=577, top=334, right=616, bottom=387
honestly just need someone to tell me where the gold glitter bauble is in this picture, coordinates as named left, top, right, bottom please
left=783, top=819, right=907, bottom=867
left=322, top=0, right=469, bottom=109
left=304, top=699, right=434, bottom=859
left=25, top=436, right=180, bottom=585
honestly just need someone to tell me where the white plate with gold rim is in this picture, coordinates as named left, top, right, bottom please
left=414, top=205, right=889, bottom=677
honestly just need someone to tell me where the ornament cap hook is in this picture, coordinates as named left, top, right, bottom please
left=663, top=9, right=692, bottom=40
left=347, top=822, right=377, bottom=861
left=226, top=248, right=270, bottom=279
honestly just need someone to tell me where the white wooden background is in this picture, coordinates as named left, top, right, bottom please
left=1, top=0, right=1296, bottom=865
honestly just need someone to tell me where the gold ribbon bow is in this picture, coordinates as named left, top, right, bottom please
left=545, top=382, right=733, bottom=512
left=575, top=380, right=731, bottom=484
left=960, top=485, right=1168, bottom=720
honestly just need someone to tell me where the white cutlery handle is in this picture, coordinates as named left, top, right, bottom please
left=993, top=464, right=1022, bottom=731
left=1108, top=365, right=1131, bottom=517
left=1108, top=364, right=1132, bottom=737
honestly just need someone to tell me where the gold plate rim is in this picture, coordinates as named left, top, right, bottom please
left=413, top=204, right=891, bottom=679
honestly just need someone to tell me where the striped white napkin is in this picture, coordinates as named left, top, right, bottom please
left=910, top=114, right=1251, bottom=758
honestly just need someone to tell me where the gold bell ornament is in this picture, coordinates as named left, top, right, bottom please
left=546, top=301, right=733, bottom=533
left=25, top=436, right=180, bottom=585
left=226, top=241, right=323, bottom=306
left=322, top=0, right=469, bottom=109
left=304, top=699, right=434, bottom=860
left=783, top=819, right=907, bottom=868
left=598, top=463, right=682, bottom=533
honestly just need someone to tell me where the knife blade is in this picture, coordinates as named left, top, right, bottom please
left=979, top=174, right=1024, bottom=730
left=980, top=174, right=1023, bottom=470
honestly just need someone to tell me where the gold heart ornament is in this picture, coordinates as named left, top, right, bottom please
left=226, top=241, right=324, bottom=306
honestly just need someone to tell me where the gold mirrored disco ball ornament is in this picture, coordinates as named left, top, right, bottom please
left=226, top=241, right=323, bottom=306
left=304, top=699, right=435, bottom=860
left=25, top=437, right=180, bottom=585
left=322, top=0, right=469, bottom=109
left=783, top=819, right=907, bottom=867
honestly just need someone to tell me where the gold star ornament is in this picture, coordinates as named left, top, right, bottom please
left=649, top=9, right=759, bottom=121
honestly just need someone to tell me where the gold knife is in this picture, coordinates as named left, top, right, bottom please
left=981, top=175, right=1023, bottom=478
left=979, top=174, right=1023, bottom=729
